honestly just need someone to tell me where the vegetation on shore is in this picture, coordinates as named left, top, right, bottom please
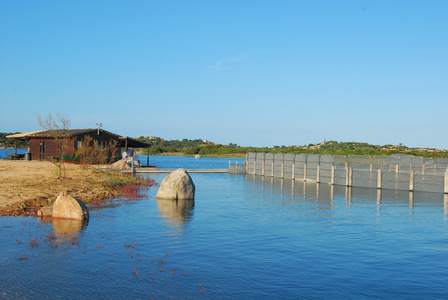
left=3, top=131, right=447, bottom=158
left=1, top=132, right=29, bottom=148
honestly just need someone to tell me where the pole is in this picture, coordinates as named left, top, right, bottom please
left=409, top=170, right=415, bottom=192
left=331, top=165, right=335, bottom=185
left=444, top=171, right=448, bottom=194
left=377, top=169, right=382, bottom=189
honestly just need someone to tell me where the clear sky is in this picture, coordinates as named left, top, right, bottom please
left=1, top=1, right=447, bottom=148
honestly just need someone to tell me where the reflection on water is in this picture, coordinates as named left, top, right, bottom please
left=156, top=198, right=194, bottom=234
left=2, top=171, right=448, bottom=299
left=52, top=218, right=88, bottom=236
left=445, top=194, right=448, bottom=215
left=245, top=174, right=446, bottom=216
left=38, top=217, right=88, bottom=242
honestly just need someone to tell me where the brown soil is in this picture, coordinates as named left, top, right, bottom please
left=0, top=160, right=114, bottom=217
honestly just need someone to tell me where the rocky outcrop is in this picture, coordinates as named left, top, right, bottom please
left=52, top=194, right=89, bottom=220
left=156, top=168, right=195, bottom=200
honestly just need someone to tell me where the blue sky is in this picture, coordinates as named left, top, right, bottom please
left=1, top=1, right=447, bottom=148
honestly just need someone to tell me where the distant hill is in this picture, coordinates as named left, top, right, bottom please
left=2, top=132, right=446, bottom=157
left=135, top=136, right=448, bottom=158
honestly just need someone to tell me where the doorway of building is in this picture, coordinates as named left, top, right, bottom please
left=39, top=140, right=45, bottom=160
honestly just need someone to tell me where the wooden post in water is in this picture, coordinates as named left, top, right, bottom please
left=348, top=168, right=353, bottom=187
left=271, top=161, right=274, bottom=177
left=253, top=160, right=256, bottom=175
left=345, top=167, right=349, bottom=186
left=281, top=161, right=284, bottom=179
left=262, top=160, right=265, bottom=176
left=422, top=164, right=426, bottom=174
left=331, top=165, right=336, bottom=185
left=317, top=165, right=320, bottom=183
left=377, top=169, right=382, bottom=189
left=444, top=171, right=448, bottom=194
left=395, top=165, right=399, bottom=173
left=292, top=162, right=295, bottom=180
left=409, top=170, right=415, bottom=192
left=304, top=164, right=307, bottom=182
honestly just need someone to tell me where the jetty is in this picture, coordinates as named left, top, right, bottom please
left=121, top=168, right=229, bottom=174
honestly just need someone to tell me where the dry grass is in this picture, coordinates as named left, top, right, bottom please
left=0, top=160, right=107, bottom=211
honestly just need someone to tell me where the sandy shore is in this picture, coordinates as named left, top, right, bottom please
left=0, top=160, right=108, bottom=211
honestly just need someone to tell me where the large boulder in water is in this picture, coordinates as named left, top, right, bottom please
left=52, top=194, right=89, bottom=220
left=156, top=168, right=195, bottom=200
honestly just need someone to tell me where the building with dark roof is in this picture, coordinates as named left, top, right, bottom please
left=6, top=129, right=149, bottom=162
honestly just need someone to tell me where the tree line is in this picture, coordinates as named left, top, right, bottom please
left=0, top=132, right=29, bottom=148
left=2, top=132, right=447, bottom=158
left=135, top=137, right=448, bottom=158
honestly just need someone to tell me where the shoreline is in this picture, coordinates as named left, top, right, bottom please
left=140, top=152, right=246, bottom=158
left=0, top=160, right=153, bottom=217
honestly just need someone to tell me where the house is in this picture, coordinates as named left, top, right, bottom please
left=6, top=129, right=150, bottom=163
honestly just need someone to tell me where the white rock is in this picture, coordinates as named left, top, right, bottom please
left=156, top=168, right=195, bottom=200
left=52, top=194, right=89, bottom=220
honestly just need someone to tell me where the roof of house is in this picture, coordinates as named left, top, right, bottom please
left=6, top=129, right=150, bottom=148
left=6, top=129, right=114, bottom=139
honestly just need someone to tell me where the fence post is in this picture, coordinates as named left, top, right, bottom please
left=331, top=165, right=335, bottom=185
left=349, top=168, right=353, bottom=187
left=409, top=170, right=415, bottom=192
left=346, top=167, right=352, bottom=187
left=317, top=165, right=320, bottom=183
left=292, top=162, right=295, bottom=180
left=444, top=171, right=448, bottom=194
left=377, top=169, right=382, bottom=189
left=304, top=163, right=307, bottom=182
left=262, top=159, right=265, bottom=176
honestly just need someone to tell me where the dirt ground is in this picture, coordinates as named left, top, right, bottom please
left=0, top=160, right=109, bottom=215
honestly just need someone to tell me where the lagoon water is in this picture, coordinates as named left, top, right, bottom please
left=0, top=149, right=27, bottom=159
left=1, top=156, right=448, bottom=299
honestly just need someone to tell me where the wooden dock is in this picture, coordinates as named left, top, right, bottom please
left=121, top=168, right=229, bottom=174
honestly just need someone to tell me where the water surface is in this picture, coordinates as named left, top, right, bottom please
left=1, top=160, right=448, bottom=299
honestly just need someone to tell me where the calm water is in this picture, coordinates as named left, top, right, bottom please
left=0, top=148, right=27, bottom=159
left=1, top=157, right=448, bottom=299
left=0, top=150, right=244, bottom=169
left=140, top=155, right=244, bottom=169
